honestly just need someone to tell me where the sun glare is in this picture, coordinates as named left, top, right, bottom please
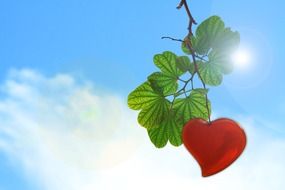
left=231, top=49, right=252, bottom=70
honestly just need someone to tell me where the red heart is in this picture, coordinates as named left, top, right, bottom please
left=182, top=118, right=247, bottom=177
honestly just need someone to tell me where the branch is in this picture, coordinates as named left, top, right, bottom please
left=177, top=0, right=211, bottom=123
left=177, top=0, right=197, bottom=35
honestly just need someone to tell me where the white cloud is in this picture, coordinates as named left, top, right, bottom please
left=0, top=69, right=143, bottom=189
left=0, top=69, right=284, bottom=190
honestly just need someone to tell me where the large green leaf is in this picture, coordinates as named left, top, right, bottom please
left=174, top=91, right=211, bottom=125
left=148, top=110, right=183, bottom=148
left=180, top=16, right=239, bottom=88
left=148, top=72, right=178, bottom=96
left=153, top=51, right=184, bottom=77
left=189, top=16, right=240, bottom=56
left=193, top=16, right=224, bottom=55
left=128, top=82, right=172, bottom=129
left=128, top=82, right=163, bottom=110
left=198, top=62, right=223, bottom=86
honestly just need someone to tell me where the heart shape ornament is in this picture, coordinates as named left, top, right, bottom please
left=182, top=118, right=247, bottom=177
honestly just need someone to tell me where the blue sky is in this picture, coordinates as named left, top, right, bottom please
left=0, top=0, right=285, bottom=189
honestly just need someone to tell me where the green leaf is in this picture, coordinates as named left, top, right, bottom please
left=193, top=16, right=224, bottom=55
left=180, top=16, right=239, bottom=88
left=198, top=62, right=223, bottom=86
left=128, top=82, right=164, bottom=110
left=176, top=56, right=195, bottom=74
left=148, top=110, right=183, bottom=148
left=174, top=91, right=211, bottom=124
left=148, top=72, right=178, bottom=96
left=128, top=82, right=171, bottom=129
left=153, top=51, right=183, bottom=77
left=192, top=16, right=240, bottom=55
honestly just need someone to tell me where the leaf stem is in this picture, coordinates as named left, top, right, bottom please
left=166, top=72, right=194, bottom=98
left=178, top=78, right=187, bottom=83
left=190, top=78, right=194, bottom=90
left=195, top=54, right=208, bottom=62
left=183, top=89, right=188, bottom=97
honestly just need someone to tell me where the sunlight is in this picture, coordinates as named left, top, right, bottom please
left=231, top=48, right=252, bottom=70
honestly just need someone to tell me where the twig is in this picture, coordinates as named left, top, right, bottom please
left=161, top=36, right=184, bottom=42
